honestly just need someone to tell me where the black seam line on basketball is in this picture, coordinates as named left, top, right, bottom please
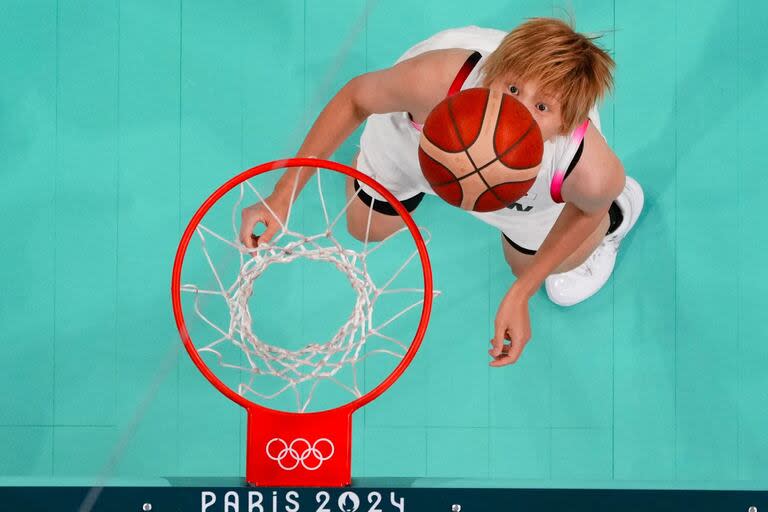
left=421, top=149, right=464, bottom=206
left=447, top=91, right=487, bottom=170
left=428, top=119, right=539, bottom=187
left=421, top=131, right=464, bottom=154
left=430, top=160, right=536, bottom=186
left=420, top=92, right=488, bottom=155
left=472, top=164, right=507, bottom=210
left=448, top=89, right=489, bottom=149
left=472, top=177, right=536, bottom=211
left=495, top=117, right=538, bottom=163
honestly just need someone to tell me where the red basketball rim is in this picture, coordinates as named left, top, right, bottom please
left=171, top=157, right=434, bottom=418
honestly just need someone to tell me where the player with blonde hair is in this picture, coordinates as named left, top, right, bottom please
left=240, top=18, right=644, bottom=367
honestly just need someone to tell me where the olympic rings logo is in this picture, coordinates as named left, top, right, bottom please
left=265, top=438, right=335, bottom=471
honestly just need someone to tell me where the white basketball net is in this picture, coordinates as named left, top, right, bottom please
left=180, top=168, right=436, bottom=412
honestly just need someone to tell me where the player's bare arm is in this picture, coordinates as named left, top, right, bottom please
left=490, top=124, right=626, bottom=367
left=239, top=49, right=475, bottom=247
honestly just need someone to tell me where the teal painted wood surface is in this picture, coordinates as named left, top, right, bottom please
left=53, top=0, right=119, bottom=428
left=737, top=0, right=768, bottom=482
left=0, top=0, right=57, bottom=429
left=613, top=0, right=677, bottom=481
left=675, top=0, right=740, bottom=481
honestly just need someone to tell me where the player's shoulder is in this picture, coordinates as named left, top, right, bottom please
left=402, top=47, right=478, bottom=68
left=393, top=48, right=478, bottom=98
left=561, top=123, right=625, bottom=212
left=351, top=48, right=477, bottom=117
left=351, top=48, right=478, bottom=118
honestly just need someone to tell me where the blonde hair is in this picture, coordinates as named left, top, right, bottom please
left=480, top=17, right=614, bottom=133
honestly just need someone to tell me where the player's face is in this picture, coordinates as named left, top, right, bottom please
left=489, top=76, right=564, bottom=141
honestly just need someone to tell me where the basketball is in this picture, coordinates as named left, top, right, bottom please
left=418, top=87, right=544, bottom=212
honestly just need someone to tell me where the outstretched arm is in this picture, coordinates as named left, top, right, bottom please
left=490, top=123, right=625, bottom=367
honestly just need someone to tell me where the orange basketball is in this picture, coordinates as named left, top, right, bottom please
left=418, top=87, right=544, bottom=212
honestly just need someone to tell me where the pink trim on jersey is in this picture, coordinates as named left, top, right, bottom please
left=550, top=119, right=590, bottom=203
left=549, top=171, right=566, bottom=204
left=447, top=50, right=481, bottom=96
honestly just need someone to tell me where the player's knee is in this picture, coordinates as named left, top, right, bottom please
left=501, top=235, right=533, bottom=278
left=505, top=258, right=527, bottom=279
left=346, top=202, right=405, bottom=242
left=344, top=204, right=376, bottom=242
left=345, top=212, right=393, bottom=243
left=346, top=213, right=369, bottom=242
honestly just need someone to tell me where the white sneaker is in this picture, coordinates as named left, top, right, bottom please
left=544, top=176, right=644, bottom=307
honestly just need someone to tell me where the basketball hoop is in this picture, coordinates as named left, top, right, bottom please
left=171, top=157, right=435, bottom=486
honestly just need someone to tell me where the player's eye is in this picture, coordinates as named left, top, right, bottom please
left=508, top=85, right=519, bottom=95
left=536, top=103, right=548, bottom=112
